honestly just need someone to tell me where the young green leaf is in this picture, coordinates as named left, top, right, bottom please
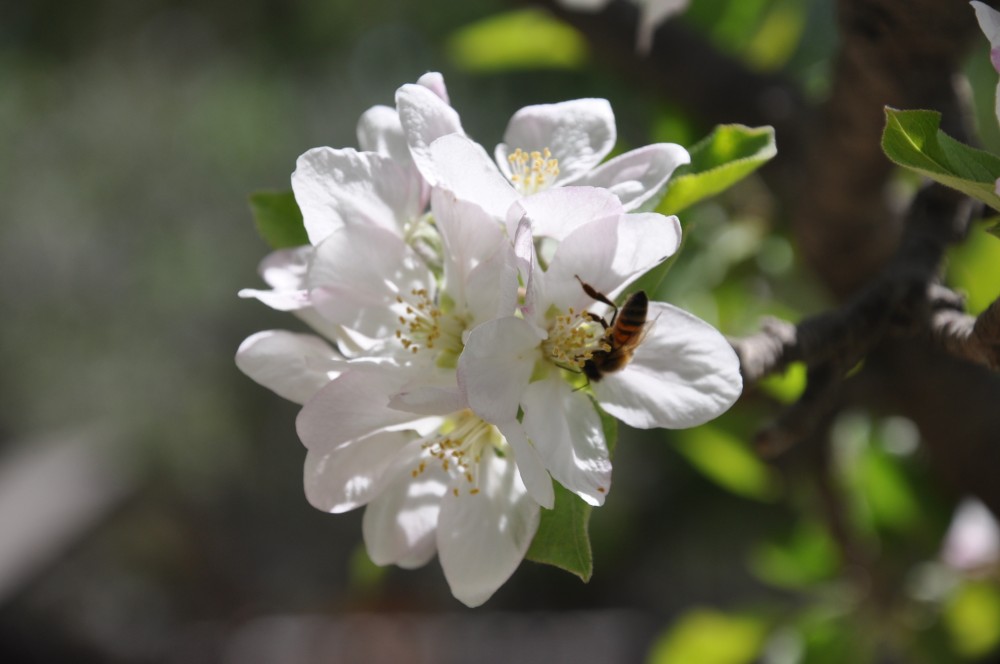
left=881, top=107, right=1000, bottom=212
left=446, top=9, right=588, bottom=72
left=249, top=190, right=309, bottom=249
left=525, top=401, right=616, bottom=581
left=525, top=482, right=594, bottom=581
left=658, top=124, right=777, bottom=215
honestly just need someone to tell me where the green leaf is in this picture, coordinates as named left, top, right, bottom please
left=446, top=9, right=588, bottom=73
left=757, top=361, right=807, bottom=405
left=658, top=124, right=777, bottom=215
left=525, top=401, right=615, bottom=581
left=647, top=608, right=768, bottom=664
left=881, top=108, right=1000, bottom=212
left=526, top=482, right=594, bottom=581
left=947, top=221, right=1000, bottom=314
left=944, top=581, right=1000, bottom=658
left=674, top=424, right=781, bottom=501
left=749, top=520, right=839, bottom=589
left=249, top=190, right=308, bottom=249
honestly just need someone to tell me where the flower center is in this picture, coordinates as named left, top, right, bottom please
left=395, top=288, right=466, bottom=360
left=411, top=409, right=506, bottom=496
left=542, top=307, right=609, bottom=371
left=507, top=147, right=560, bottom=195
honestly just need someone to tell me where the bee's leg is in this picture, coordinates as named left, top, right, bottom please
left=574, top=275, right=619, bottom=322
left=584, top=311, right=608, bottom=329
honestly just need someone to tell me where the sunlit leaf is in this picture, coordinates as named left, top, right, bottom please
left=947, top=221, right=1000, bottom=314
left=525, top=402, right=615, bottom=580
left=744, top=0, right=806, bottom=71
left=347, top=543, right=387, bottom=593
left=446, top=9, right=588, bottom=72
left=249, top=190, right=308, bottom=249
left=858, top=446, right=920, bottom=533
left=881, top=108, right=1000, bottom=212
left=749, top=520, right=839, bottom=589
left=944, top=581, right=1000, bottom=658
left=758, top=361, right=807, bottom=404
left=526, top=481, right=593, bottom=581
left=675, top=424, right=780, bottom=501
left=658, top=125, right=777, bottom=214
left=647, top=608, right=768, bottom=664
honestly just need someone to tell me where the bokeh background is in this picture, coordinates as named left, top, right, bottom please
left=3, top=0, right=1000, bottom=662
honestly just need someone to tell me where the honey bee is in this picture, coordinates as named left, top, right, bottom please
left=575, top=276, right=650, bottom=382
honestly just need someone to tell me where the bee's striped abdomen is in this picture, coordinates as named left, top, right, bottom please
left=611, top=291, right=648, bottom=348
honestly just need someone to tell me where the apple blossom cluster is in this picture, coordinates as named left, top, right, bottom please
left=236, top=72, right=742, bottom=606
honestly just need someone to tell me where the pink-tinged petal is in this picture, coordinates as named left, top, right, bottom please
left=292, top=148, right=422, bottom=244
left=592, top=302, right=742, bottom=429
left=522, top=377, right=611, bottom=506
left=505, top=186, right=623, bottom=240
left=427, top=135, right=519, bottom=221
left=458, top=317, right=543, bottom=424
left=396, top=83, right=464, bottom=186
left=974, top=1, right=1000, bottom=48
left=571, top=143, right=690, bottom=211
left=416, top=71, right=450, bottom=104
left=496, top=99, right=616, bottom=185
left=297, top=367, right=425, bottom=452
left=236, top=330, right=343, bottom=404
left=362, top=440, right=448, bottom=569
left=308, top=225, right=433, bottom=338
left=496, top=419, right=555, bottom=509
left=437, top=450, right=540, bottom=607
left=303, top=430, right=413, bottom=513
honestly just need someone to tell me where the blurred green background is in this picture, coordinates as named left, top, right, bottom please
left=3, top=0, right=1000, bottom=662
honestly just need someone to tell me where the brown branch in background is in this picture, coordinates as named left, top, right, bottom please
left=930, top=297, right=1000, bottom=370
left=734, top=185, right=975, bottom=384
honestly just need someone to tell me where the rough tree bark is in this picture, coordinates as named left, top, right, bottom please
left=514, top=0, right=1000, bottom=516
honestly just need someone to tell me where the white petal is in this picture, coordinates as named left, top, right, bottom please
left=427, top=134, right=519, bottom=221
left=432, top=188, right=516, bottom=317
left=292, top=148, right=422, bottom=244
left=497, top=99, right=616, bottom=185
left=571, top=143, right=690, bottom=211
left=363, top=440, right=448, bottom=569
left=238, top=286, right=311, bottom=311
left=522, top=377, right=611, bottom=506
left=356, top=105, right=407, bottom=161
left=593, top=302, right=743, bottom=429
left=458, top=317, right=542, bottom=424
left=974, top=1, right=1000, bottom=47
left=308, top=224, right=434, bottom=338
left=297, top=367, right=425, bottom=452
left=260, top=246, right=311, bottom=289
left=238, top=247, right=314, bottom=311
left=544, top=211, right=680, bottom=313
left=637, top=0, right=690, bottom=53
left=235, top=330, right=343, bottom=404
left=437, top=450, right=540, bottom=607
left=505, top=186, right=623, bottom=240
left=388, top=384, right=466, bottom=416
left=396, top=83, right=464, bottom=186
left=303, top=429, right=412, bottom=513
left=496, top=419, right=556, bottom=509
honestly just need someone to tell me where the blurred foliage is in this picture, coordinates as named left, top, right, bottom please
left=446, top=8, right=589, bottom=72
left=249, top=190, right=308, bottom=249
left=3, top=0, right=1000, bottom=663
